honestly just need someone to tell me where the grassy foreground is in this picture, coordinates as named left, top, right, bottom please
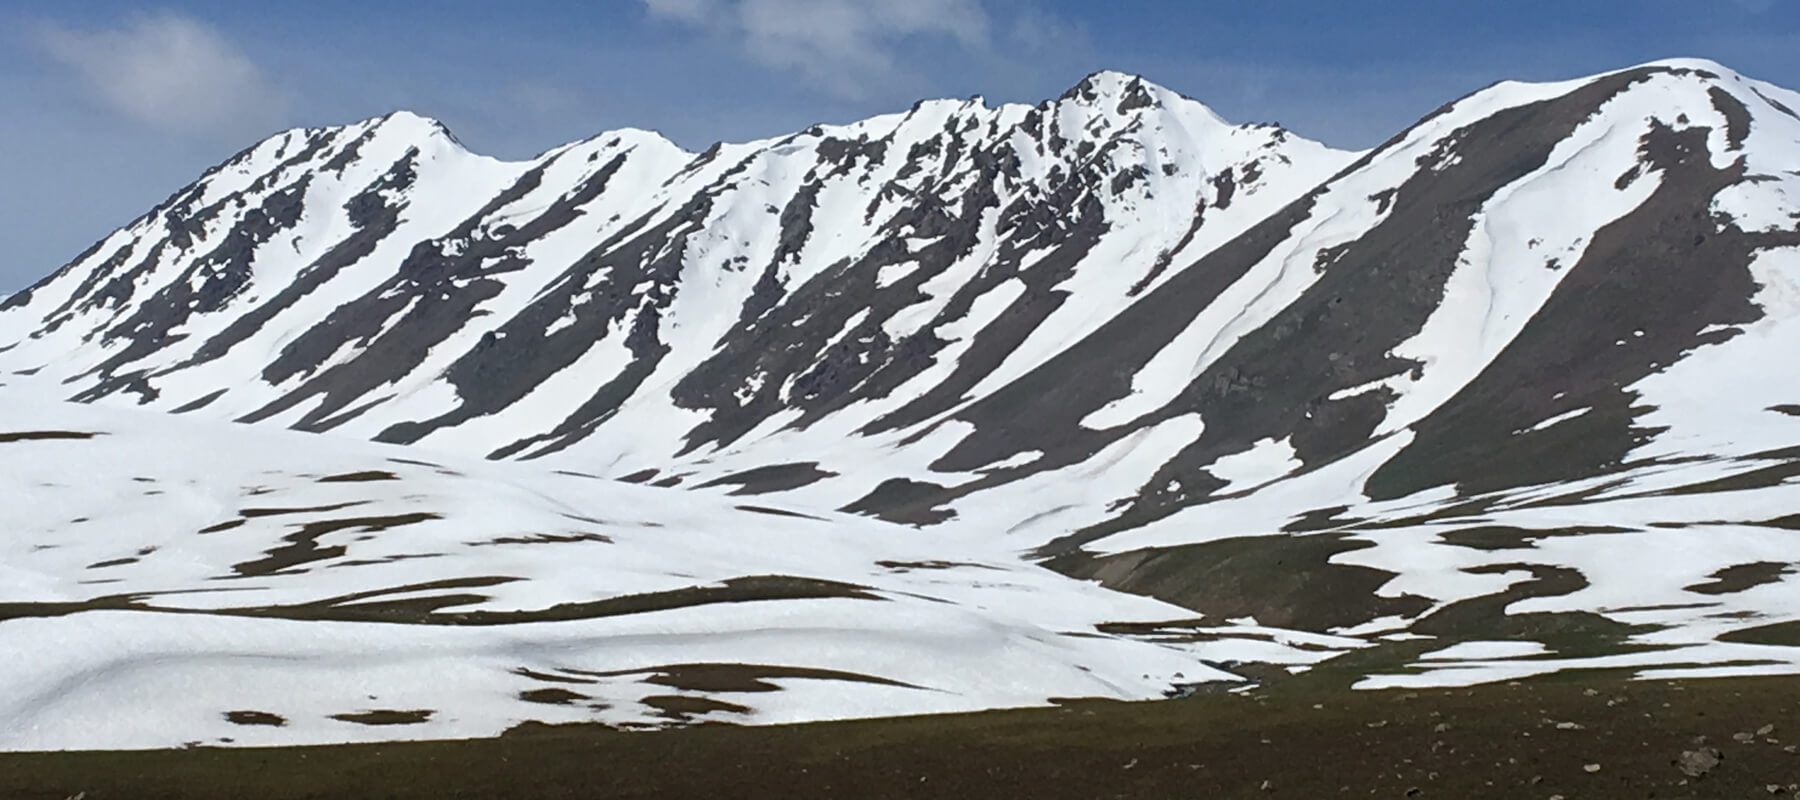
left=4, top=675, right=1799, bottom=799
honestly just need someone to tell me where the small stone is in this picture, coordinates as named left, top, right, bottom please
left=1676, top=747, right=1722, bottom=778
left=1556, top=721, right=1584, bottom=731
left=1584, top=763, right=1602, bottom=774
left=1766, top=785, right=1783, bottom=795
left=1434, top=722, right=1452, bottom=733
left=1759, top=723, right=1778, bottom=736
left=1736, top=731, right=1758, bottom=744
left=1583, top=688, right=1599, bottom=697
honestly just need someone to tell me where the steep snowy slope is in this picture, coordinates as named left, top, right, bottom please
left=11, top=60, right=1799, bottom=546
left=0, top=72, right=1345, bottom=467
left=826, top=59, right=1800, bottom=544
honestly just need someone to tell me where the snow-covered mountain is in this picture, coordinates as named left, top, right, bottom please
left=6, top=58, right=1800, bottom=750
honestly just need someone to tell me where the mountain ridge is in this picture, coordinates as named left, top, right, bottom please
left=7, top=58, right=1799, bottom=539
left=0, top=65, right=1348, bottom=465
left=4, top=56, right=1800, bottom=750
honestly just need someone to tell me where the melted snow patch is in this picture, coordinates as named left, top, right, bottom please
left=1519, top=406, right=1593, bottom=434
left=1207, top=437, right=1301, bottom=489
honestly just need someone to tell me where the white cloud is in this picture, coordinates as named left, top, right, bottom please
left=1005, top=6, right=1088, bottom=53
left=37, top=11, right=286, bottom=138
left=644, top=0, right=721, bottom=23
left=644, top=0, right=990, bottom=99
left=509, top=81, right=587, bottom=117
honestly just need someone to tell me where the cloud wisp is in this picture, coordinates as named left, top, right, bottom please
left=643, top=0, right=991, bottom=100
left=37, top=10, right=286, bottom=139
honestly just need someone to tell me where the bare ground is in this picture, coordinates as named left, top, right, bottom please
left=4, top=673, right=1799, bottom=798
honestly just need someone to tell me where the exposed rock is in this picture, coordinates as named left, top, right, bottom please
left=1676, top=747, right=1723, bottom=777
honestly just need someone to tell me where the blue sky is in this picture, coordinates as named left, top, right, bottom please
left=3, top=0, right=1797, bottom=291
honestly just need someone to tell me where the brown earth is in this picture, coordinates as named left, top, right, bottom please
left=4, top=674, right=1799, bottom=798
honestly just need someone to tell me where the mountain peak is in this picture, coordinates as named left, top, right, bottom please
left=369, top=109, right=465, bottom=149
left=1059, top=70, right=1163, bottom=108
left=1634, top=56, right=1739, bottom=79
left=1050, top=69, right=1243, bottom=133
left=546, top=126, right=688, bottom=160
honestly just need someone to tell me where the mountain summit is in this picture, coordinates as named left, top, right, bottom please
left=4, top=59, right=1800, bottom=749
